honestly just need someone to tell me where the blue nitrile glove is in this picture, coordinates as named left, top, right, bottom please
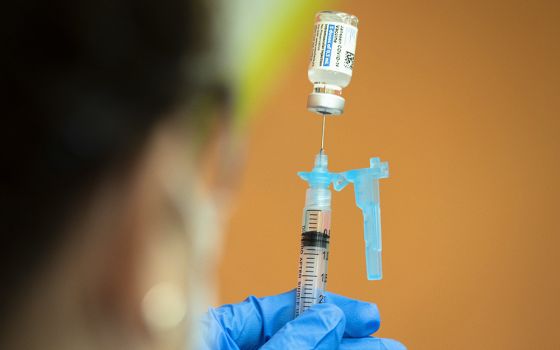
left=199, top=289, right=405, bottom=350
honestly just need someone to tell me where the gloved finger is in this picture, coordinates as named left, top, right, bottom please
left=252, top=290, right=379, bottom=338
left=324, top=291, right=380, bottom=337
left=339, top=337, right=407, bottom=350
left=204, top=290, right=295, bottom=349
left=205, top=289, right=380, bottom=348
left=260, top=303, right=345, bottom=350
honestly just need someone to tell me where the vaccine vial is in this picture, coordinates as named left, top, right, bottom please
left=307, top=11, right=359, bottom=115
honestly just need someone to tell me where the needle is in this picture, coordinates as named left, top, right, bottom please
left=320, top=114, right=326, bottom=153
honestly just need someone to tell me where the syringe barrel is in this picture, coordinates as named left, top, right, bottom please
left=295, top=187, right=332, bottom=316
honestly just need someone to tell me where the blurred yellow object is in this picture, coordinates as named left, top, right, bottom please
left=217, top=0, right=335, bottom=133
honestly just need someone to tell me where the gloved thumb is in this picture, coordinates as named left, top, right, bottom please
left=260, top=303, right=345, bottom=350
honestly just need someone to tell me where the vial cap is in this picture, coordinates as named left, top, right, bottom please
left=307, top=92, right=345, bottom=116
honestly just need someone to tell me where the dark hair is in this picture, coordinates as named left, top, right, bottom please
left=0, top=0, right=210, bottom=327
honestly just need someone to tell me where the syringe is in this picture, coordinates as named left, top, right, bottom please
left=295, top=111, right=330, bottom=317
left=295, top=153, right=332, bottom=316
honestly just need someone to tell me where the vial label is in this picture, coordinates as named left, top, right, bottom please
left=309, top=21, right=358, bottom=76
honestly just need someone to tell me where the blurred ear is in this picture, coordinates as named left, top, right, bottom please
left=88, top=121, right=192, bottom=343
left=89, top=134, right=161, bottom=337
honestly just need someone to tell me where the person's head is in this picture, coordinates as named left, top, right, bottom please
left=1, top=1, right=233, bottom=349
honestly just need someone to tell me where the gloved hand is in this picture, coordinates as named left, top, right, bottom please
left=200, top=289, right=405, bottom=349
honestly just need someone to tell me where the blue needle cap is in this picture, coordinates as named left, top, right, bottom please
left=299, top=154, right=389, bottom=280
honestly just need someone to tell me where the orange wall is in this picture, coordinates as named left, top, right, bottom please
left=219, top=1, right=560, bottom=349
